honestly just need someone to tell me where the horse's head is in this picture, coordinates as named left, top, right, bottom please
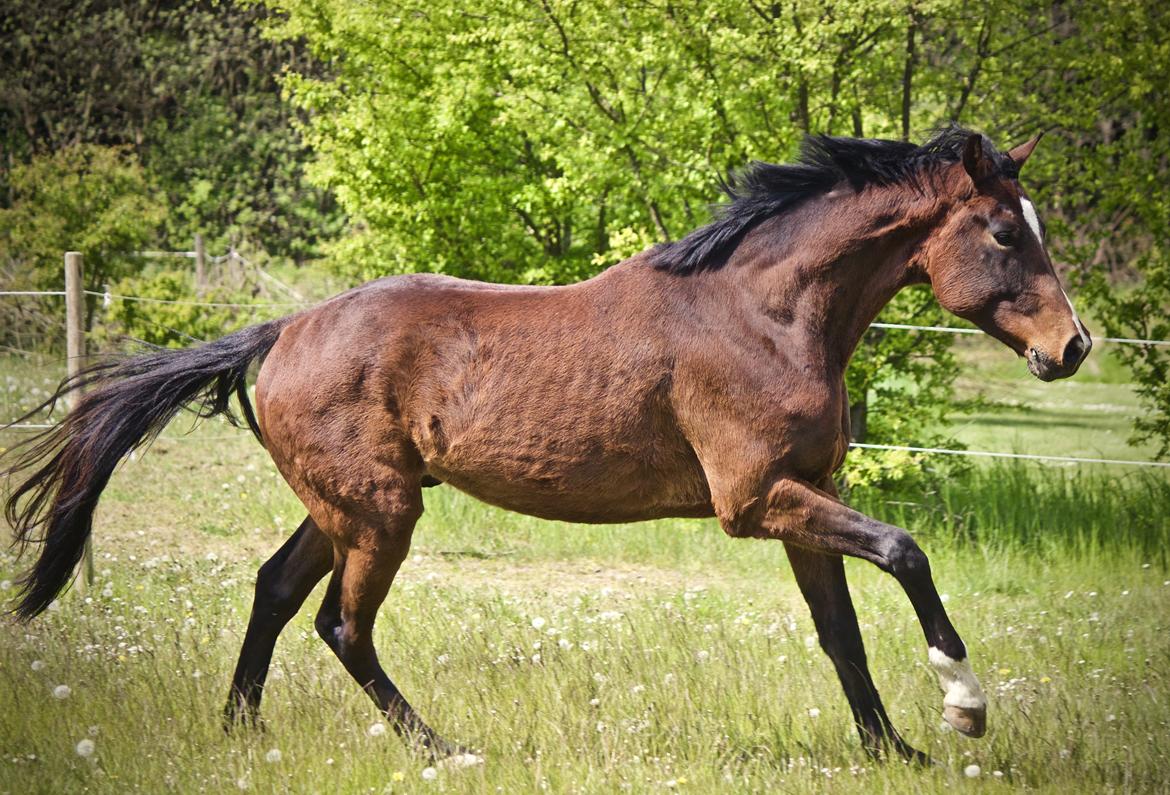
left=922, top=133, right=1091, bottom=381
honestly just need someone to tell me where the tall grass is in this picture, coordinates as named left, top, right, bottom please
left=1, top=529, right=1166, bottom=793
left=854, top=463, right=1170, bottom=560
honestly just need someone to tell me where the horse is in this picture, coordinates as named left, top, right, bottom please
left=3, top=127, right=1091, bottom=765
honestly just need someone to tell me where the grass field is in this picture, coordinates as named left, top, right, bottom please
left=1, top=343, right=1168, bottom=793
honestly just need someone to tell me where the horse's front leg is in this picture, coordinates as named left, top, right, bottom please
left=730, top=477, right=988, bottom=740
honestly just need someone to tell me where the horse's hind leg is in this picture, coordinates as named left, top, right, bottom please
left=313, top=489, right=478, bottom=764
left=784, top=544, right=925, bottom=762
left=224, top=515, right=333, bottom=727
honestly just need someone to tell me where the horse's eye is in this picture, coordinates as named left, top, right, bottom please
left=993, top=230, right=1016, bottom=247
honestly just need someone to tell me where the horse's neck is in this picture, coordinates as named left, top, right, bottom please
left=728, top=190, right=943, bottom=368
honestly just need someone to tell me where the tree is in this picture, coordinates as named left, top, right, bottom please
left=944, top=0, right=1170, bottom=458
left=0, top=145, right=164, bottom=292
left=0, top=144, right=164, bottom=347
left=0, top=0, right=337, bottom=260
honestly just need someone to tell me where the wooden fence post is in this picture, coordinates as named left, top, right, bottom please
left=64, top=251, right=95, bottom=591
left=194, top=233, right=207, bottom=295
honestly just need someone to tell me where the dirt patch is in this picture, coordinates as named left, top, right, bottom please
left=395, top=553, right=718, bottom=597
left=69, top=507, right=727, bottom=598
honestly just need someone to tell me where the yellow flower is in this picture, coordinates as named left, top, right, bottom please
left=997, top=668, right=1011, bottom=676
left=391, top=771, right=405, bottom=782
left=1040, top=676, right=1052, bottom=684
left=677, top=776, right=687, bottom=785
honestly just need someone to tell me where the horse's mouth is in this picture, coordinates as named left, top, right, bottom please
left=1026, top=347, right=1080, bottom=381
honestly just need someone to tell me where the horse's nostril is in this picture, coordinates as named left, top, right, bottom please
left=1062, top=335, right=1086, bottom=367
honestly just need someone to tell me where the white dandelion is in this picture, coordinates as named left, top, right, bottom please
left=75, top=739, right=95, bottom=758
left=964, top=764, right=981, bottom=778
left=265, top=748, right=282, bottom=763
left=531, top=616, right=546, bottom=630
left=367, top=721, right=387, bottom=737
left=421, top=766, right=438, bottom=780
left=52, top=684, right=72, bottom=700
left=31, top=660, right=45, bottom=672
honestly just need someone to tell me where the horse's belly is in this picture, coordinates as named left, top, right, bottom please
left=421, top=426, right=713, bottom=523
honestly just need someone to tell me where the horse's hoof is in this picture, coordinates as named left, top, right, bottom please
left=943, top=704, right=986, bottom=738
left=437, top=751, right=485, bottom=770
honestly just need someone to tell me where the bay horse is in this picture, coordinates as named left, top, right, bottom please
left=3, top=128, right=1090, bottom=764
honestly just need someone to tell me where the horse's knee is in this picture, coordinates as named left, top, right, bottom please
left=881, top=531, right=930, bottom=579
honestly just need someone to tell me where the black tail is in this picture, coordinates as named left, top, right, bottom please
left=2, top=318, right=289, bottom=620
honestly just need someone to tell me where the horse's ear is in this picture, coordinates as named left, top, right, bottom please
left=961, top=133, right=996, bottom=185
left=1007, top=133, right=1043, bottom=169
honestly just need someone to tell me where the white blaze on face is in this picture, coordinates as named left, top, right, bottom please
left=1062, top=288, right=1092, bottom=357
left=1022, top=196, right=1091, bottom=359
left=1020, top=197, right=1043, bottom=242
left=928, top=647, right=987, bottom=710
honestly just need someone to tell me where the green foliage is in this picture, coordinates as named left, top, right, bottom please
left=840, top=286, right=969, bottom=490
left=0, top=144, right=164, bottom=295
left=0, top=0, right=337, bottom=261
left=99, top=270, right=274, bottom=349
left=1083, top=271, right=1170, bottom=458
left=950, top=0, right=1170, bottom=461
left=3, top=0, right=1166, bottom=461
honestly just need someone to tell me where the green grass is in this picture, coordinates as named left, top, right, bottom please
left=947, top=333, right=1161, bottom=461
left=1, top=510, right=1166, bottom=793
left=2, top=353, right=1169, bottom=792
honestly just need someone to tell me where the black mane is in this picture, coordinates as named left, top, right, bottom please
left=651, top=126, right=1015, bottom=274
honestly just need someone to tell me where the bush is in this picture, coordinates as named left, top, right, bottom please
left=100, top=270, right=284, bottom=349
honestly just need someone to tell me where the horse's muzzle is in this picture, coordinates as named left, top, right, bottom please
left=1026, top=331, right=1091, bottom=381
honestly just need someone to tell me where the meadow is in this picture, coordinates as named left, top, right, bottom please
left=1, top=338, right=1168, bottom=793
